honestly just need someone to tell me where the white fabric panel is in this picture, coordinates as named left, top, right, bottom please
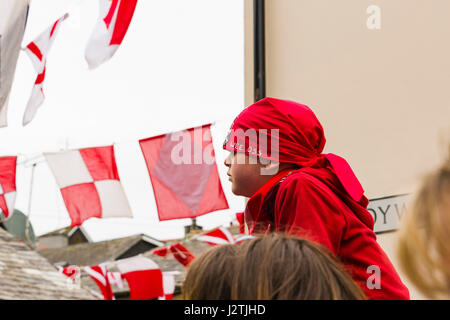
left=23, top=84, right=44, bottom=126
left=0, top=0, right=29, bottom=127
left=161, top=273, right=176, bottom=297
left=94, top=180, right=132, bottom=219
left=4, top=191, right=16, bottom=215
left=219, top=226, right=235, bottom=243
left=116, top=256, right=160, bottom=274
left=0, top=184, right=3, bottom=195
left=85, top=0, right=120, bottom=69
left=44, top=151, right=94, bottom=188
left=83, top=266, right=106, bottom=286
left=0, top=96, right=9, bottom=128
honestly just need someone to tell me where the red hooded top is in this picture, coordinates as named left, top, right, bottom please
left=223, top=97, right=410, bottom=300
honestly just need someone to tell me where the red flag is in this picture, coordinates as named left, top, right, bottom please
left=116, top=256, right=163, bottom=300
left=139, top=124, right=229, bottom=221
left=196, top=227, right=235, bottom=246
left=0, top=156, right=17, bottom=220
left=152, top=247, right=169, bottom=257
left=84, top=264, right=114, bottom=300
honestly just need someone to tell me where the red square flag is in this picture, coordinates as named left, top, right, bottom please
left=139, top=124, right=229, bottom=221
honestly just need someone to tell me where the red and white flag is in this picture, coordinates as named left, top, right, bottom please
left=0, top=156, right=17, bottom=221
left=22, top=13, right=68, bottom=126
left=153, top=243, right=195, bottom=267
left=58, top=265, right=80, bottom=284
left=59, top=265, right=78, bottom=278
left=196, top=226, right=235, bottom=246
left=158, top=272, right=178, bottom=300
left=85, top=0, right=138, bottom=69
left=169, top=243, right=195, bottom=267
left=44, top=145, right=133, bottom=227
left=236, top=211, right=245, bottom=234
left=139, top=124, right=229, bottom=221
left=107, top=271, right=124, bottom=289
left=116, top=255, right=164, bottom=300
left=84, top=264, right=115, bottom=300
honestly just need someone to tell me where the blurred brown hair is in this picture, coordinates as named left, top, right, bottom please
left=397, top=153, right=450, bottom=299
left=182, top=233, right=366, bottom=300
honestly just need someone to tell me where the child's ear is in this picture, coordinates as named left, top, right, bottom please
left=260, top=161, right=280, bottom=176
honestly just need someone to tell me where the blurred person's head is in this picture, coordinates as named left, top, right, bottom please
left=397, top=153, right=450, bottom=299
left=182, top=233, right=367, bottom=300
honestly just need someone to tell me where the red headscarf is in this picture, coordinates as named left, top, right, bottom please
left=223, top=97, right=368, bottom=208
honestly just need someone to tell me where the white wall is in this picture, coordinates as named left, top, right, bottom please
left=257, top=0, right=450, bottom=299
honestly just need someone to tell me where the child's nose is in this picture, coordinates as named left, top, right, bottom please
left=224, top=152, right=232, bottom=167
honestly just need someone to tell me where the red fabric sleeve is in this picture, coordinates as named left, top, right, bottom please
left=272, top=171, right=410, bottom=300
left=273, top=172, right=346, bottom=255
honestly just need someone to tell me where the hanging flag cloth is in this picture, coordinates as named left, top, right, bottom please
left=85, top=0, right=138, bottom=69
left=22, top=13, right=69, bottom=126
left=0, top=0, right=29, bottom=127
left=140, top=124, right=229, bottom=221
left=44, top=145, right=133, bottom=227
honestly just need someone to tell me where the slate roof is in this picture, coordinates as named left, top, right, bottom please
left=0, top=227, right=98, bottom=300
left=37, top=225, right=242, bottom=299
left=144, top=225, right=242, bottom=288
left=38, top=234, right=165, bottom=267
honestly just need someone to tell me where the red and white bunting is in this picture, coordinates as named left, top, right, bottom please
left=169, top=243, right=195, bottom=267
left=107, top=271, right=124, bottom=289
left=152, top=246, right=169, bottom=257
left=84, top=264, right=115, bottom=300
left=158, top=272, right=178, bottom=300
left=236, top=211, right=245, bottom=234
left=152, top=243, right=195, bottom=267
left=85, top=0, right=138, bottom=69
left=0, top=156, right=17, bottom=221
left=196, top=226, right=235, bottom=246
left=116, top=255, right=164, bottom=300
left=44, top=145, right=133, bottom=227
left=58, top=265, right=79, bottom=281
left=22, top=13, right=68, bottom=126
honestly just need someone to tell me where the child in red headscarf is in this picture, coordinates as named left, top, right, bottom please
left=223, top=97, right=410, bottom=300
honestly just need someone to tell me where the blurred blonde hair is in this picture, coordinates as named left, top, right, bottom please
left=397, top=153, right=450, bottom=299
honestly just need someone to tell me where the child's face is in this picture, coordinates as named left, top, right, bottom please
left=224, top=151, right=272, bottom=197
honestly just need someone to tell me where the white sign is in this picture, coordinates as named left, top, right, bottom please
left=367, top=194, right=411, bottom=234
